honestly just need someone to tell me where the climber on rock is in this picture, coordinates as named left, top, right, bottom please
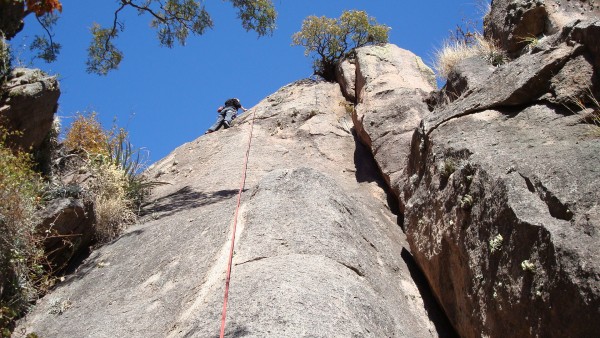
left=205, top=98, right=248, bottom=134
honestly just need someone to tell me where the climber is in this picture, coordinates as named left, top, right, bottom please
left=205, top=98, right=248, bottom=134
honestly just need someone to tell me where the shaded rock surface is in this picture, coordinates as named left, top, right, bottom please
left=0, top=68, right=59, bottom=152
left=37, top=198, right=95, bottom=273
left=0, top=0, right=25, bottom=40
left=406, top=104, right=599, bottom=337
left=16, top=80, right=453, bottom=337
left=485, top=0, right=600, bottom=55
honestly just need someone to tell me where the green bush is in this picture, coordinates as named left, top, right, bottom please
left=292, top=10, right=389, bottom=81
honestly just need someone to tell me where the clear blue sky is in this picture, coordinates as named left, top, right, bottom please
left=14, top=1, right=485, bottom=164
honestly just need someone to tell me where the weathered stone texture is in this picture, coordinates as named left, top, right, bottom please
left=343, top=44, right=436, bottom=207
left=37, top=198, right=96, bottom=272
left=16, top=80, right=452, bottom=337
left=485, top=0, right=600, bottom=55
left=405, top=104, right=600, bottom=337
left=1, top=68, right=59, bottom=152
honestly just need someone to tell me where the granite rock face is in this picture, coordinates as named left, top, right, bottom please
left=16, top=80, right=453, bottom=337
left=340, top=8, right=600, bottom=338
left=332, top=7, right=600, bottom=337
left=406, top=103, right=600, bottom=337
left=14, top=2, right=600, bottom=335
left=0, top=68, right=59, bottom=152
left=338, top=44, right=436, bottom=208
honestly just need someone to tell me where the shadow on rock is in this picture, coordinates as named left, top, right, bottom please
left=401, top=248, right=459, bottom=338
left=143, top=186, right=239, bottom=220
left=352, top=129, right=401, bottom=218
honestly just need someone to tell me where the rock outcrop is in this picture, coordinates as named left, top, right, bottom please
left=37, top=198, right=96, bottom=272
left=16, top=80, right=453, bottom=337
left=338, top=44, right=436, bottom=208
left=0, top=68, right=59, bottom=152
left=14, top=2, right=600, bottom=337
left=344, top=6, right=600, bottom=338
left=485, top=0, right=600, bottom=55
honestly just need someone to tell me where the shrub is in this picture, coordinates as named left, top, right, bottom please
left=63, top=112, right=109, bottom=156
left=88, top=159, right=136, bottom=242
left=63, top=112, right=156, bottom=242
left=0, top=34, right=10, bottom=84
left=0, top=125, right=48, bottom=334
left=292, top=10, right=389, bottom=81
left=434, top=33, right=506, bottom=79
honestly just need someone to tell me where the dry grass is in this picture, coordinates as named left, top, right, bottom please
left=434, top=33, right=507, bottom=80
left=570, top=92, right=600, bottom=138
left=89, top=161, right=136, bottom=243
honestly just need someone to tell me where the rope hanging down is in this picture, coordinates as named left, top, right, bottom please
left=219, top=108, right=257, bottom=338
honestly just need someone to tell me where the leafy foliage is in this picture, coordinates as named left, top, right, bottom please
left=228, top=0, right=277, bottom=36
left=29, top=12, right=61, bottom=63
left=86, top=24, right=124, bottom=76
left=1, top=0, right=276, bottom=75
left=63, top=112, right=160, bottom=240
left=292, top=10, right=389, bottom=81
left=25, top=0, right=63, bottom=16
left=87, top=0, right=276, bottom=75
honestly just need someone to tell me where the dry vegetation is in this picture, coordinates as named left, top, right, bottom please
left=0, top=126, right=47, bottom=336
left=570, top=91, right=600, bottom=138
left=434, top=33, right=507, bottom=79
left=1, top=112, right=155, bottom=335
left=63, top=112, right=153, bottom=242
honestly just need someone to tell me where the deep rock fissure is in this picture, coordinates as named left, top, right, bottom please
left=351, top=126, right=458, bottom=334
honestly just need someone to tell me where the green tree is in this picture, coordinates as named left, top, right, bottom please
left=292, top=10, right=389, bottom=81
left=0, top=0, right=277, bottom=75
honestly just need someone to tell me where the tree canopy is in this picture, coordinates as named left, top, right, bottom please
left=0, top=0, right=277, bottom=75
left=292, top=10, right=390, bottom=81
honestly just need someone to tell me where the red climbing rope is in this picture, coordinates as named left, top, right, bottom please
left=219, top=108, right=257, bottom=338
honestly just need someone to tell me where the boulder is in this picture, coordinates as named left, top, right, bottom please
left=484, top=0, right=600, bottom=55
left=399, top=15, right=600, bottom=337
left=558, top=19, right=600, bottom=71
left=443, top=56, right=496, bottom=103
left=0, top=68, right=60, bottom=152
left=350, top=44, right=436, bottom=207
left=16, top=80, right=453, bottom=337
left=424, top=42, right=590, bottom=133
left=37, top=198, right=95, bottom=272
left=0, top=0, right=25, bottom=40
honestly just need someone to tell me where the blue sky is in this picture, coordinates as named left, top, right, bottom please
left=14, top=1, right=485, bottom=164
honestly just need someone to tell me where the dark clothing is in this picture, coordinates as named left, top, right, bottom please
left=224, top=98, right=242, bottom=110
